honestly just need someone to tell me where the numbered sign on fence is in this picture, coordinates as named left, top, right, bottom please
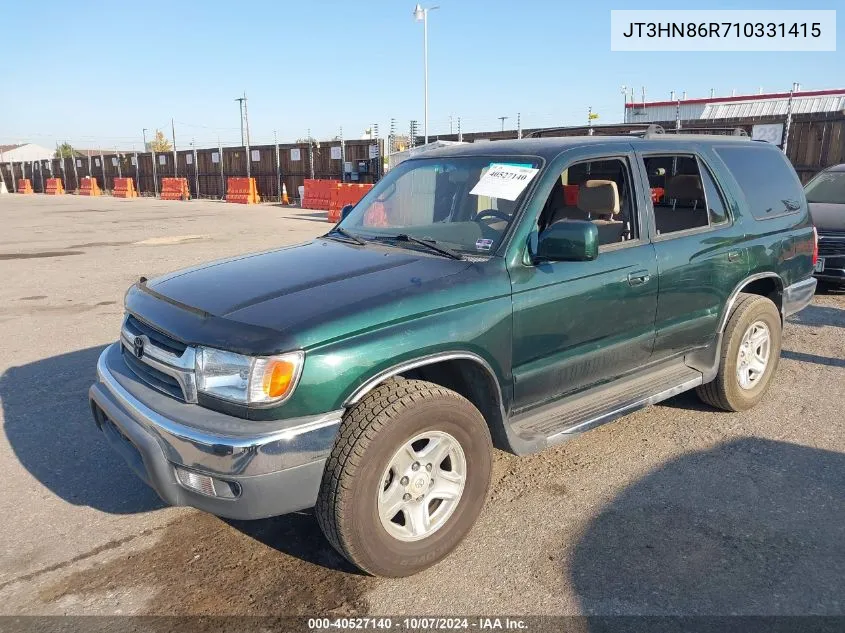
left=159, top=155, right=166, bottom=165
left=111, top=157, right=118, bottom=166
left=251, top=150, right=260, bottom=162
left=290, top=148, right=301, bottom=161
left=331, top=146, right=342, bottom=160
left=186, top=154, right=193, bottom=164
left=211, top=152, right=220, bottom=163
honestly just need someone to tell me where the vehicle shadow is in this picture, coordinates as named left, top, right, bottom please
left=787, top=303, right=844, bottom=329
left=226, top=510, right=364, bottom=575
left=570, top=438, right=845, bottom=615
left=1, top=345, right=164, bottom=514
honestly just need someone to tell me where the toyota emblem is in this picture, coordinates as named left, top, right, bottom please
left=133, top=336, right=145, bottom=359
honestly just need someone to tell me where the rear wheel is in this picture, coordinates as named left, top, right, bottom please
left=316, top=379, right=492, bottom=577
left=696, top=293, right=782, bottom=411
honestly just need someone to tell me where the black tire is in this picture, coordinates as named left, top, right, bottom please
left=696, top=293, right=782, bottom=412
left=315, top=379, right=493, bottom=577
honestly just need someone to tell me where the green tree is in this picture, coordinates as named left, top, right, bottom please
left=54, top=142, right=74, bottom=158
left=148, top=129, right=172, bottom=152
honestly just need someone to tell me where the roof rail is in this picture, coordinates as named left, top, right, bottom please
left=662, top=126, right=749, bottom=137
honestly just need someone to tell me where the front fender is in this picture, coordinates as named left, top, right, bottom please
left=260, top=295, right=513, bottom=420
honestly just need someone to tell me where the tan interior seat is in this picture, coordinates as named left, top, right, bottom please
left=550, top=180, right=624, bottom=244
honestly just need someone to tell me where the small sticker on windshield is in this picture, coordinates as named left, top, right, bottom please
left=475, top=238, right=494, bottom=251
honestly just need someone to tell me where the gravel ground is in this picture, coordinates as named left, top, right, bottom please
left=0, top=194, right=842, bottom=617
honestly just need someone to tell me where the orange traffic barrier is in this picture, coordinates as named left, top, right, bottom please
left=79, top=177, right=101, bottom=196
left=281, top=183, right=290, bottom=205
left=563, top=184, right=579, bottom=206
left=160, top=177, right=190, bottom=201
left=45, top=178, right=65, bottom=195
left=113, top=177, right=138, bottom=198
left=226, top=177, right=260, bottom=204
left=327, top=183, right=373, bottom=222
left=651, top=187, right=665, bottom=203
left=302, top=179, right=339, bottom=210
left=17, top=179, right=34, bottom=194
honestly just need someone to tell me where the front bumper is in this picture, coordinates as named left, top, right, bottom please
left=782, top=277, right=817, bottom=318
left=89, top=343, right=343, bottom=520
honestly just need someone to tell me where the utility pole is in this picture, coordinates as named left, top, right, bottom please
left=517, top=113, right=522, bottom=139
left=142, top=128, right=148, bottom=151
left=783, top=82, right=800, bottom=154
left=192, top=138, right=199, bottom=198
left=171, top=118, right=178, bottom=178
left=498, top=116, right=509, bottom=132
left=70, top=142, right=79, bottom=191
left=457, top=117, right=462, bottom=143
left=274, top=130, right=282, bottom=202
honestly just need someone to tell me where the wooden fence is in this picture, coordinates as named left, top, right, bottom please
left=0, top=139, right=383, bottom=197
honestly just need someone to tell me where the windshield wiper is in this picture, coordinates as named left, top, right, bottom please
left=324, top=227, right=367, bottom=246
left=378, top=234, right=464, bottom=260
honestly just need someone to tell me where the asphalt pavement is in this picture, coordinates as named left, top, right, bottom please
left=0, top=194, right=842, bottom=616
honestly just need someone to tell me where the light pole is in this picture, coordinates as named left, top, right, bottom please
left=620, top=85, right=627, bottom=123
left=413, top=4, right=439, bottom=145
left=235, top=94, right=249, bottom=146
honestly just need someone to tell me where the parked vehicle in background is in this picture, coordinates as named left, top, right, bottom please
left=89, top=131, right=817, bottom=577
left=805, top=163, right=845, bottom=287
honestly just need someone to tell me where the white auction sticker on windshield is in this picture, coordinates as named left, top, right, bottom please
left=469, top=163, right=539, bottom=201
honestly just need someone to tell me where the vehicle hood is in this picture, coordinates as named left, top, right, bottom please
left=809, top=202, right=845, bottom=231
left=127, top=238, right=478, bottom=353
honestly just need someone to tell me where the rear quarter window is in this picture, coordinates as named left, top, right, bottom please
left=715, top=145, right=805, bottom=220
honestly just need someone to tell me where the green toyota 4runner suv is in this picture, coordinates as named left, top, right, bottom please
left=90, top=133, right=817, bottom=577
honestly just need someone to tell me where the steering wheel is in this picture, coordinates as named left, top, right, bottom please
left=475, top=209, right=511, bottom=223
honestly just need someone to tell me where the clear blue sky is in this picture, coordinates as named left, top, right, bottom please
left=2, top=0, right=841, bottom=150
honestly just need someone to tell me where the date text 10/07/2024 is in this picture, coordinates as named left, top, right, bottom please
left=307, top=617, right=529, bottom=630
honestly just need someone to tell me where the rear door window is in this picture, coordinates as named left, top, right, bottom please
left=715, top=145, right=804, bottom=220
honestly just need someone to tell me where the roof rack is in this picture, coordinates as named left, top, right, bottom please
left=633, top=125, right=749, bottom=139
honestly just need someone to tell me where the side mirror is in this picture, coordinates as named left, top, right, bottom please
left=536, top=221, right=598, bottom=262
left=340, top=204, right=354, bottom=221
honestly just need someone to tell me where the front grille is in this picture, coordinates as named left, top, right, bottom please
left=818, top=233, right=845, bottom=258
left=125, top=314, right=187, bottom=355
left=121, top=347, right=184, bottom=400
left=120, top=314, right=197, bottom=403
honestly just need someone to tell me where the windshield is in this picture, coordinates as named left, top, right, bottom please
left=338, top=156, right=542, bottom=255
left=804, top=170, right=845, bottom=205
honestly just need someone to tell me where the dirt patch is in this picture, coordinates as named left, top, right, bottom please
left=0, top=251, right=84, bottom=260
left=40, top=512, right=375, bottom=615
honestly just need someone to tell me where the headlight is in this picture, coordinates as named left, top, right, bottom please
left=195, top=347, right=304, bottom=406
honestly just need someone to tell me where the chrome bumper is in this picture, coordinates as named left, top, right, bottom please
left=782, top=277, right=817, bottom=318
left=89, top=343, right=342, bottom=519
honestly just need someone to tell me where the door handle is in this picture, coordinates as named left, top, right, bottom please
left=627, top=270, right=651, bottom=286
left=728, top=250, right=742, bottom=262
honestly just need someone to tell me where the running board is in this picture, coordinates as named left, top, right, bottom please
left=508, top=362, right=703, bottom=454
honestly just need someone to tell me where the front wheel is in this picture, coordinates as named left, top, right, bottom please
left=696, top=293, right=782, bottom=411
left=316, top=379, right=493, bottom=577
